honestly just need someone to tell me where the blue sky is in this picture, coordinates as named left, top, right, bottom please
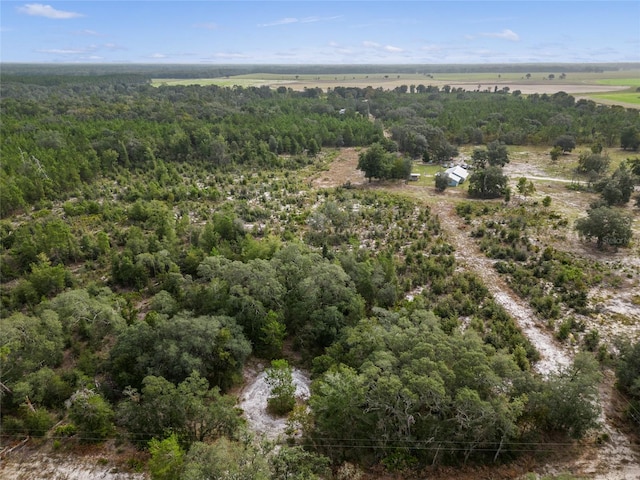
left=1, top=1, right=639, bottom=64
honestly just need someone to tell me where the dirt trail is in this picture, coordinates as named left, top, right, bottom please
left=429, top=200, right=640, bottom=479
left=312, top=146, right=640, bottom=477
left=0, top=450, right=146, bottom=479
left=578, top=370, right=640, bottom=480
left=429, top=200, right=572, bottom=375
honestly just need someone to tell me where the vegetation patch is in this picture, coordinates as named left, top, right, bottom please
left=587, top=91, right=640, bottom=105
left=1, top=66, right=638, bottom=479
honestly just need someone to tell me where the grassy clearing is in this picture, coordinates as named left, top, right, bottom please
left=153, top=70, right=640, bottom=86
left=153, top=69, right=637, bottom=83
left=409, top=163, right=473, bottom=188
left=586, top=90, right=640, bottom=105
left=596, top=77, right=640, bottom=87
left=411, top=163, right=443, bottom=177
left=151, top=77, right=295, bottom=87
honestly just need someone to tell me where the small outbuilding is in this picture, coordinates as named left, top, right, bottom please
left=444, top=165, right=470, bottom=186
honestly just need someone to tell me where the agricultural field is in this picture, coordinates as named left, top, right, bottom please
left=1, top=66, right=640, bottom=480
left=586, top=90, right=640, bottom=106
left=152, top=69, right=640, bottom=103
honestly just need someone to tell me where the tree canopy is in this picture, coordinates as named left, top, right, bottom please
left=575, top=206, right=633, bottom=249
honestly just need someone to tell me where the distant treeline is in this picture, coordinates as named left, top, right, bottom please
left=2, top=62, right=639, bottom=81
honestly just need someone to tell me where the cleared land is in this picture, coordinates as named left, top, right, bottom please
left=586, top=90, right=640, bottom=105
left=152, top=70, right=640, bottom=106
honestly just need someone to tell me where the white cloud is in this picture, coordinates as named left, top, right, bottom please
left=362, top=41, right=403, bottom=53
left=259, top=17, right=298, bottom=27
left=328, top=41, right=352, bottom=55
left=38, top=48, right=88, bottom=54
left=76, top=29, right=101, bottom=36
left=17, top=3, right=84, bottom=19
left=480, top=29, right=520, bottom=41
left=301, top=15, right=342, bottom=23
left=259, top=15, right=341, bottom=27
left=150, top=53, right=167, bottom=59
left=104, top=43, right=125, bottom=51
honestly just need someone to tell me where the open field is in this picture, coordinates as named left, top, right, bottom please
left=596, top=78, right=640, bottom=87
left=151, top=70, right=640, bottom=103
left=586, top=90, right=640, bottom=105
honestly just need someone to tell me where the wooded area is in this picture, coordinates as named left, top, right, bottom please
left=1, top=66, right=639, bottom=479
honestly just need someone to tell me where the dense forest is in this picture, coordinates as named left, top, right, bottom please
left=1, top=67, right=639, bottom=479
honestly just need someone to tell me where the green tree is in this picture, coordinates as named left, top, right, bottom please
left=26, top=253, right=69, bottom=299
left=22, top=406, right=54, bottom=437
left=265, top=359, right=296, bottom=416
left=597, top=163, right=636, bottom=205
left=67, top=388, right=114, bottom=442
left=117, top=372, right=243, bottom=447
left=616, top=340, right=640, bottom=432
left=307, top=138, right=320, bottom=157
left=0, top=311, right=64, bottom=386
left=487, top=140, right=510, bottom=166
left=109, top=312, right=251, bottom=391
left=516, top=177, right=536, bottom=199
left=294, top=262, right=365, bottom=353
left=308, top=309, right=532, bottom=464
left=554, top=135, right=576, bottom=153
left=620, top=125, right=640, bottom=151
left=270, top=446, right=331, bottom=480
left=575, top=206, right=633, bottom=249
left=530, top=353, right=602, bottom=438
left=308, top=365, right=370, bottom=460
left=182, top=438, right=270, bottom=480
left=358, top=143, right=387, bottom=182
left=550, top=146, right=563, bottom=161
left=471, top=148, right=489, bottom=169
left=0, top=173, right=26, bottom=217
left=391, top=156, right=412, bottom=180
left=468, top=166, right=508, bottom=199
left=260, top=311, right=287, bottom=359
left=435, top=172, right=450, bottom=192
left=617, top=340, right=640, bottom=398
left=148, top=434, right=185, bottom=480
left=576, top=152, right=610, bottom=176
left=46, top=288, right=126, bottom=347
left=11, top=367, right=73, bottom=409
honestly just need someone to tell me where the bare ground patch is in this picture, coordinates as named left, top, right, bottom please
left=309, top=147, right=367, bottom=189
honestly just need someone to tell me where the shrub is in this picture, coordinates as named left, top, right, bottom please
left=266, top=359, right=296, bottom=416
left=583, top=330, right=600, bottom=352
left=1, top=416, right=26, bottom=437
left=54, top=423, right=78, bottom=437
left=67, top=389, right=114, bottom=442
left=22, top=406, right=54, bottom=437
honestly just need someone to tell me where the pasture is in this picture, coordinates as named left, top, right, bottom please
left=586, top=90, right=640, bottom=105
left=151, top=69, right=640, bottom=103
